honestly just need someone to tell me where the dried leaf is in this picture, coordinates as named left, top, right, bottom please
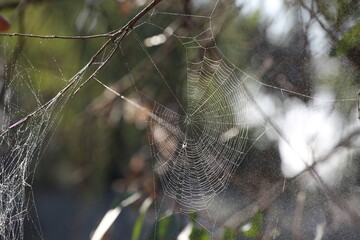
left=0, top=14, right=11, bottom=32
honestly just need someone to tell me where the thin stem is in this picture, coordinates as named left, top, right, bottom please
left=0, top=32, right=113, bottom=40
left=0, top=1, right=19, bottom=11
left=0, top=0, right=162, bottom=41
left=1, top=2, right=27, bottom=107
left=223, top=85, right=360, bottom=231
left=0, top=0, right=164, bottom=136
left=297, top=0, right=338, bottom=41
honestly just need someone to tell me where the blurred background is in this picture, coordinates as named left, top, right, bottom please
left=1, top=0, right=360, bottom=239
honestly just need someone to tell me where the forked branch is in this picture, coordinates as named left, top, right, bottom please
left=0, top=0, right=163, bottom=137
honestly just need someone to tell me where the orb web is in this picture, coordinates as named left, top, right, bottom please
left=148, top=48, right=250, bottom=211
left=2, top=0, right=359, bottom=239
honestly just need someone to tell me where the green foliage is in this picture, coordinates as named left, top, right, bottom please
left=188, top=211, right=198, bottom=220
left=132, top=198, right=152, bottom=240
left=3, top=0, right=359, bottom=239
left=335, top=22, right=360, bottom=55
left=186, top=211, right=210, bottom=240
left=240, top=211, right=263, bottom=238
left=189, top=227, right=210, bottom=240
left=132, top=210, right=147, bottom=240
left=222, top=227, right=237, bottom=240
left=149, top=212, right=212, bottom=240
left=216, top=9, right=261, bottom=69
left=151, top=215, right=178, bottom=240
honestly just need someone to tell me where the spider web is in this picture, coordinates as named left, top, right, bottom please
left=148, top=40, right=250, bottom=211
left=118, top=0, right=360, bottom=237
left=0, top=38, right=121, bottom=239
left=0, top=54, right=58, bottom=239
left=116, top=0, right=264, bottom=234
left=1, top=0, right=359, bottom=239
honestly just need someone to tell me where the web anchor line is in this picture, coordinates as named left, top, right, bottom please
left=94, top=78, right=183, bottom=139
left=0, top=0, right=164, bottom=137
left=0, top=1, right=165, bottom=239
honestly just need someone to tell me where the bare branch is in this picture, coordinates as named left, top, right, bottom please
left=239, top=82, right=360, bottom=230
left=0, top=0, right=164, bottom=137
left=0, top=32, right=112, bottom=40
left=297, top=0, right=338, bottom=41
left=0, top=1, right=19, bottom=11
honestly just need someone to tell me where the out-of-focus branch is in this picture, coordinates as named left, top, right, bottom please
left=0, top=1, right=27, bottom=106
left=85, top=31, right=179, bottom=116
left=85, top=0, right=231, bottom=117
left=0, top=1, right=19, bottom=11
left=308, top=167, right=360, bottom=228
left=224, top=83, right=360, bottom=232
left=222, top=124, right=360, bottom=235
left=0, top=32, right=113, bottom=39
left=297, top=0, right=338, bottom=41
left=222, top=180, right=284, bottom=229
left=298, top=0, right=360, bottom=71
left=0, top=0, right=45, bottom=12
left=0, top=0, right=164, bottom=136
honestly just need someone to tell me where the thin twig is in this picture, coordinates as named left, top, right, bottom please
left=297, top=0, right=338, bottom=41
left=224, top=85, right=360, bottom=231
left=0, top=0, right=163, bottom=137
left=0, top=1, right=19, bottom=11
left=84, top=26, right=179, bottom=116
left=222, top=125, right=360, bottom=230
left=308, top=167, right=360, bottom=228
left=0, top=32, right=113, bottom=40
left=358, top=90, right=360, bottom=120
left=0, top=1, right=27, bottom=107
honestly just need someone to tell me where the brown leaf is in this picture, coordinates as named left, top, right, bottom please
left=0, top=14, right=11, bottom=32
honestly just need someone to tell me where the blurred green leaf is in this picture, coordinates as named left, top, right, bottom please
left=247, top=10, right=261, bottom=29
left=132, top=213, right=146, bottom=240
left=190, top=227, right=210, bottom=240
left=188, top=211, right=198, bottom=223
left=222, top=227, right=237, bottom=240
left=335, top=22, right=360, bottom=55
left=151, top=215, right=178, bottom=240
left=132, top=197, right=153, bottom=240
left=240, top=210, right=262, bottom=238
left=187, top=211, right=210, bottom=240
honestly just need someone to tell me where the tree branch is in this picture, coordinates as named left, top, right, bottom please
left=0, top=1, right=19, bottom=11
left=0, top=32, right=112, bottom=40
left=0, top=0, right=164, bottom=137
left=297, top=0, right=338, bottom=41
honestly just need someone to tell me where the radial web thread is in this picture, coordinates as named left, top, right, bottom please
left=147, top=29, right=251, bottom=212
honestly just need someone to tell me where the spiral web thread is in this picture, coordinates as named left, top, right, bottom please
left=0, top=0, right=257, bottom=236
left=1, top=0, right=359, bottom=238
left=136, top=2, right=256, bottom=232
left=125, top=1, right=356, bottom=233
left=148, top=47, right=250, bottom=212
